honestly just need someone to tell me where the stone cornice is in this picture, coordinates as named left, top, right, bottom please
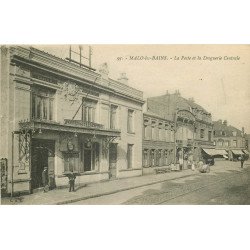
left=10, top=46, right=144, bottom=105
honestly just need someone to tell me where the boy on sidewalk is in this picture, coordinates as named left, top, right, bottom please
left=68, top=171, right=76, bottom=192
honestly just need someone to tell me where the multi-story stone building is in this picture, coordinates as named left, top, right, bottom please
left=142, top=111, right=175, bottom=174
left=0, top=46, right=144, bottom=196
left=146, top=90, right=214, bottom=169
left=213, top=120, right=248, bottom=161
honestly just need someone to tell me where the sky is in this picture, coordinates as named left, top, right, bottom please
left=35, top=45, right=250, bottom=133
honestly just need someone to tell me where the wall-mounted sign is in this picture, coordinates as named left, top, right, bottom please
left=67, top=140, right=74, bottom=151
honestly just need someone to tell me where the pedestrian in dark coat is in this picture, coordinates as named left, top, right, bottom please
left=42, top=167, right=49, bottom=192
left=68, top=171, right=76, bottom=192
left=240, top=155, right=245, bottom=168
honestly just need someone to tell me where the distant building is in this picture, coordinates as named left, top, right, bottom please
left=146, top=90, right=214, bottom=169
left=246, top=134, right=250, bottom=151
left=0, top=46, right=144, bottom=196
left=142, top=111, right=175, bottom=174
left=213, top=120, right=248, bottom=161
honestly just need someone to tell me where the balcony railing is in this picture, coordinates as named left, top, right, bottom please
left=64, top=119, right=104, bottom=129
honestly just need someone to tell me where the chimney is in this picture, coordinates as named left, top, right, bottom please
left=98, top=62, right=109, bottom=80
left=223, top=120, right=227, bottom=126
left=118, top=72, right=128, bottom=85
left=174, top=89, right=181, bottom=96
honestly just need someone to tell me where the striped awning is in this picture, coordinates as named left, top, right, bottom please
left=202, top=148, right=216, bottom=156
left=242, top=150, right=249, bottom=155
left=214, top=149, right=228, bottom=156
left=232, top=150, right=244, bottom=155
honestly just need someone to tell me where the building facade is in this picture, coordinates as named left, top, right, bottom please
left=142, top=111, right=175, bottom=174
left=146, top=90, right=214, bottom=169
left=213, top=120, right=248, bottom=161
left=0, top=46, right=144, bottom=196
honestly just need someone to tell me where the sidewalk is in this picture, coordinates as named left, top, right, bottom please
left=2, top=160, right=249, bottom=205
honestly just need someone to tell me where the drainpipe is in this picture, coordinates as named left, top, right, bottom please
left=11, top=131, right=14, bottom=198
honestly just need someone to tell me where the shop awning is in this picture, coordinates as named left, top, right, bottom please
left=202, top=148, right=216, bottom=156
left=232, top=150, right=244, bottom=155
left=242, top=150, right=249, bottom=155
left=214, top=149, right=228, bottom=156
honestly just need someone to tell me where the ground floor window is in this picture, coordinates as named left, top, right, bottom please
left=81, top=142, right=100, bottom=172
left=64, top=152, right=79, bottom=172
left=143, top=149, right=149, bottom=167
left=127, top=144, right=133, bottom=169
left=149, top=149, right=155, bottom=167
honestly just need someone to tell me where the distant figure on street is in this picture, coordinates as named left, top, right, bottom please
left=68, top=171, right=76, bottom=192
left=191, top=162, right=195, bottom=171
left=179, top=157, right=184, bottom=171
left=198, top=160, right=210, bottom=173
left=42, top=167, right=49, bottom=192
left=239, top=155, right=245, bottom=168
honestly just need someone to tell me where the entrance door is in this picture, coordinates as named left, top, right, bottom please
left=1, top=158, right=8, bottom=196
left=31, top=139, right=55, bottom=191
left=109, top=143, right=117, bottom=179
left=84, top=149, right=92, bottom=171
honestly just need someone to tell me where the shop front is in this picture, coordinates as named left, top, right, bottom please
left=18, top=119, right=121, bottom=193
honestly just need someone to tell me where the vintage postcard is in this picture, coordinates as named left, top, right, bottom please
left=1, top=44, right=250, bottom=205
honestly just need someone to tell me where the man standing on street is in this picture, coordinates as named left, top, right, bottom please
left=68, top=171, right=76, bottom=192
left=42, top=167, right=49, bottom=192
left=240, top=154, right=245, bottom=168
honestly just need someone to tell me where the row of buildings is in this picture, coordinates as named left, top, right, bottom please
left=1, top=46, right=249, bottom=196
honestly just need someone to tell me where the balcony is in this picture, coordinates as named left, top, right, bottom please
left=19, top=118, right=120, bottom=137
left=64, top=119, right=104, bottom=129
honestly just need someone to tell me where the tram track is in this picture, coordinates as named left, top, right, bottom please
left=123, top=168, right=248, bottom=205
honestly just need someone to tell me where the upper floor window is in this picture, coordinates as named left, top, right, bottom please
left=200, top=129, right=205, bottom=139
left=31, top=88, right=55, bottom=121
left=127, top=109, right=134, bottom=133
left=232, top=140, right=237, bottom=147
left=151, top=121, right=156, bottom=140
left=222, top=131, right=226, bottom=136
left=110, top=105, right=118, bottom=129
left=208, top=131, right=212, bottom=141
left=82, top=99, right=97, bottom=123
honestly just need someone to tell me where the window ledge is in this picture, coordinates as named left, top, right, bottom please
left=127, top=132, right=135, bottom=135
left=18, top=169, right=28, bottom=175
left=119, top=168, right=142, bottom=172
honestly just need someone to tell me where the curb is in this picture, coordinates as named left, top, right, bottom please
left=55, top=172, right=199, bottom=205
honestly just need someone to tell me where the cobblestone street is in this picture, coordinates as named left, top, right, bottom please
left=72, top=160, right=250, bottom=205
left=2, top=160, right=249, bottom=205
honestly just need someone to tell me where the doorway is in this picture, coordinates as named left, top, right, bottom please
left=31, top=139, right=55, bottom=191
left=84, top=149, right=92, bottom=171
left=109, top=143, right=117, bottom=179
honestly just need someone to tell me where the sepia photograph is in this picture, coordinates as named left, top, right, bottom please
left=1, top=1, right=250, bottom=250
left=1, top=44, right=250, bottom=205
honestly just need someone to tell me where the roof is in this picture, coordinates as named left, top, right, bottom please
left=143, top=111, right=174, bottom=123
left=146, top=92, right=210, bottom=121
left=10, top=46, right=144, bottom=103
left=213, top=120, right=242, bottom=137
